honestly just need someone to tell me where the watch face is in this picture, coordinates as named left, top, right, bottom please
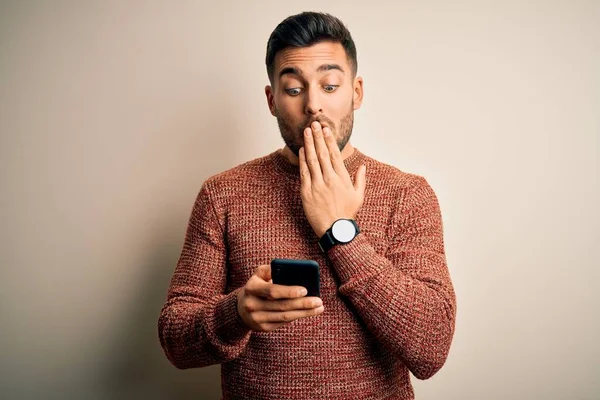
left=331, top=219, right=357, bottom=243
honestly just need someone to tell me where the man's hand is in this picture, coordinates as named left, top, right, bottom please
left=299, top=121, right=366, bottom=238
left=237, top=265, right=324, bottom=332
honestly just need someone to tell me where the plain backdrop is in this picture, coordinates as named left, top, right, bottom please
left=1, top=1, right=598, bottom=399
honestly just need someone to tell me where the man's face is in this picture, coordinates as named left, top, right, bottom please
left=266, top=41, right=363, bottom=156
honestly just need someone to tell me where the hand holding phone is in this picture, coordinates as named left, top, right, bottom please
left=236, top=262, right=324, bottom=332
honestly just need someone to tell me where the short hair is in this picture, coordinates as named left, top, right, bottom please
left=265, top=12, right=358, bottom=82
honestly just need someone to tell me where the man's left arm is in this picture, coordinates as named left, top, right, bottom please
left=299, top=122, right=456, bottom=380
left=328, top=176, right=456, bottom=380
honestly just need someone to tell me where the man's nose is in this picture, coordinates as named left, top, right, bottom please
left=304, top=87, right=323, bottom=116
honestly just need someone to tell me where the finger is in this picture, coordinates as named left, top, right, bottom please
left=323, top=126, right=353, bottom=186
left=298, top=147, right=311, bottom=187
left=260, top=322, right=286, bottom=332
left=322, top=126, right=346, bottom=177
left=256, top=296, right=322, bottom=312
left=302, top=127, right=323, bottom=183
left=323, top=126, right=346, bottom=175
left=254, top=306, right=325, bottom=324
left=247, top=280, right=307, bottom=300
left=311, top=121, right=335, bottom=178
left=354, top=164, right=367, bottom=197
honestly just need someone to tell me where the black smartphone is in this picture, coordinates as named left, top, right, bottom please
left=270, top=258, right=320, bottom=297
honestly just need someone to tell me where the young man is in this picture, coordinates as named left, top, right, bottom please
left=158, top=12, right=456, bottom=400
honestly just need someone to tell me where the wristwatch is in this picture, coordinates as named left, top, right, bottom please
left=318, top=218, right=360, bottom=253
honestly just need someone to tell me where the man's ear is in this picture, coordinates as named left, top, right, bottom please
left=353, top=76, right=364, bottom=110
left=265, top=85, right=276, bottom=116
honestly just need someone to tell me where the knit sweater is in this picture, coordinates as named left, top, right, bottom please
left=158, top=148, right=456, bottom=400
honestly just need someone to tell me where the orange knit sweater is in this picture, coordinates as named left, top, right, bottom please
left=158, top=148, right=456, bottom=399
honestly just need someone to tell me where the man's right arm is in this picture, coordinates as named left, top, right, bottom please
left=158, top=182, right=251, bottom=369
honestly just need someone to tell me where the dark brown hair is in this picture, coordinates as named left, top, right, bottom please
left=265, top=12, right=358, bottom=82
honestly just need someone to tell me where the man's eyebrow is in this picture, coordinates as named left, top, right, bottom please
left=317, top=64, right=345, bottom=74
left=279, top=67, right=303, bottom=79
left=278, top=64, right=345, bottom=79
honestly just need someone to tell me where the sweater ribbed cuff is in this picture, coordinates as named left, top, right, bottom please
left=327, top=234, right=386, bottom=285
left=213, top=288, right=251, bottom=344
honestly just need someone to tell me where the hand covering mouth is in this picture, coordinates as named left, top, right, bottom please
left=306, top=117, right=333, bottom=130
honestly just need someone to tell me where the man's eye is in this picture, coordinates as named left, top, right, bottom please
left=323, top=85, right=339, bottom=93
left=285, top=88, right=302, bottom=96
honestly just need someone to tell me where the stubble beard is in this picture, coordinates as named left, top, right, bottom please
left=275, top=103, right=354, bottom=157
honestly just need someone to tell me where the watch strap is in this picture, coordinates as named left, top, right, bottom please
left=318, top=230, right=336, bottom=253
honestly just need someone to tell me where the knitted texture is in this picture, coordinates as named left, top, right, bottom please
left=158, top=148, right=456, bottom=400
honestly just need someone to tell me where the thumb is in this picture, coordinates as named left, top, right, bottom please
left=354, top=165, right=367, bottom=196
left=255, top=264, right=272, bottom=282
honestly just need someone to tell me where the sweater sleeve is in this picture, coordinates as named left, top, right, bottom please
left=327, top=176, right=456, bottom=380
left=158, top=182, right=251, bottom=369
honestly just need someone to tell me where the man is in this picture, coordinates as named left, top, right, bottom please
left=158, top=11, right=456, bottom=400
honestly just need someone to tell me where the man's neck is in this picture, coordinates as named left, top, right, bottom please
left=280, top=142, right=355, bottom=166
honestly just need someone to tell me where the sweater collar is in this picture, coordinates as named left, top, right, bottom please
left=271, top=146, right=365, bottom=178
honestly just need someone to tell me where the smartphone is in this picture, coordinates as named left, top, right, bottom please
left=270, top=258, right=320, bottom=297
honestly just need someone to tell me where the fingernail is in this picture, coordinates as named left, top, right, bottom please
left=312, top=299, right=323, bottom=307
left=311, top=121, right=321, bottom=131
left=299, top=288, right=308, bottom=296
left=304, top=128, right=312, bottom=137
left=323, top=127, right=330, bottom=137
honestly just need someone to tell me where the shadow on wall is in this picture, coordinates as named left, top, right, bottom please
left=101, top=230, right=222, bottom=400
left=100, top=100, right=244, bottom=400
